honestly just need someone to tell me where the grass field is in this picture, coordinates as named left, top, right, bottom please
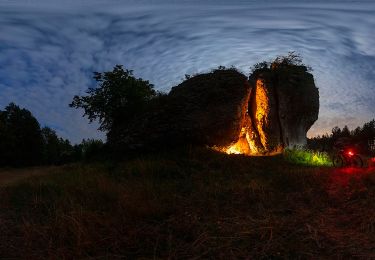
left=0, top=147, right=374, bottom=259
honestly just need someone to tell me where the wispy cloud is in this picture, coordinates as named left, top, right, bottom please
left=0, top=0, right=374, bottom=142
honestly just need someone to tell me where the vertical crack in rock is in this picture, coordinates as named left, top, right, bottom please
left=247, top=86, right=265, bottom=153
left=253, top=77, right=282, bottom=153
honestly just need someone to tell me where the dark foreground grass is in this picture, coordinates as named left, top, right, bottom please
left=0, top=147, right=374, bottom=259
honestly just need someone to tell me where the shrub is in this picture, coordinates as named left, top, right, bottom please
left=283, top=148, right=332, bottom=166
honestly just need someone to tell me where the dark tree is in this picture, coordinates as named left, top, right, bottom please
left=41, top=127, right=75, bottom=165
left=41, top=127, right=61, bottom=164
left=70, top=65, right=157, bottom=132
left=0, top=103, right=44, bottom=166
left=80, top=139, right=105, bottom=161
left=341, top=125, right=350, bottom=138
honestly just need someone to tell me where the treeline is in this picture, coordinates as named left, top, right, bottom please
left=0, top=103, right=104, bottom=167
left=307, top=120, right=375, bottom=155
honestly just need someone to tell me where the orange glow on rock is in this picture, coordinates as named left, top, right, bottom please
left=254, top=79, right=270, bottom=148
left=221, top=79, right=273, bottom=156
left=214, top=79, right=284, bottom=156
left=224, top=127, right=251, bottom=155
left=221, top=127, right=271, bottom=156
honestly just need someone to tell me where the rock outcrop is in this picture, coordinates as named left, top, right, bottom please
left=248, top=65, right=319, bottom=153
left=168, top=69, right=251, bottom=147
left=114, top=65, right=319, bottom=155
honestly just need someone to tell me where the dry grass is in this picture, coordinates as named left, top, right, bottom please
left=0, top=166, right=59, bottom=187
left=0, top=148, right=374, bottom=259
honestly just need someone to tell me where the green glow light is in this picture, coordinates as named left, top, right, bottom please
left=283, top=148, right=332, bottom=167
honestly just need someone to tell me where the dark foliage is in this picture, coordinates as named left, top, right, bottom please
left=73, top=139, right=107, bottom=162
left=69, top=65, right=170, bottom=154
left=41, top=127, right=79, bottom=165
left=250, top=52, right=312, bottom=74
left=0, top=103, right=87, bottom=167
left=0, top=103, right=44, bottom=166
left=70, top=65, right=158, bottom=132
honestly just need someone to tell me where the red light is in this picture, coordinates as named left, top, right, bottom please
left=347, top=150, right=354, bottom=156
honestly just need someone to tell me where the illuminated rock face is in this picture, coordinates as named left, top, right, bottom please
left=251, top=77, right=282, bottom=153
left=222, top=65, right=319, bottom=155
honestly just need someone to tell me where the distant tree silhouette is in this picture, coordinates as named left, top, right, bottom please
left=41, top=127, right=76, bottom=165
left=41, top=127, right=61, bottom=164
left=0, top=103, right=81, bottom=167
left=308, top=119, right=375, bottom=155
left=70, top=65, right=157, bottom=132
left=0, top=103, right=44, bottom=166
left=79, top=139, right=105, bottom=161
left=341, top=125, right=351, bottom=138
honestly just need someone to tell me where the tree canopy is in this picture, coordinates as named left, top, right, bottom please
left=70, top=65, right=157, bottom=132
left=251, top=52, right=312, bottom=73
left=0, top=103, right=44, bottom=166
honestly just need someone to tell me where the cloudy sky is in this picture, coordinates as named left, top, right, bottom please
left=0, top=0, right=374, bottom=143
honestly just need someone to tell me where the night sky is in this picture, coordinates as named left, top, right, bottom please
left=1, top=0, right=374, bottom=143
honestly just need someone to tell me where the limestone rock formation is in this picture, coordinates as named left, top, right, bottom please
left=248, top=65, right=319, bottom=153
left=115, top=65, right=319, bottom=155
left=274, top=67, right=319, bottom=147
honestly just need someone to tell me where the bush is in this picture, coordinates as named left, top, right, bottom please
left=283, top=148, right=332, bottom=166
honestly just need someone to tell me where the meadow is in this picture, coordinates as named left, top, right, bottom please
left=0, top=147, right=374, bottom=259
